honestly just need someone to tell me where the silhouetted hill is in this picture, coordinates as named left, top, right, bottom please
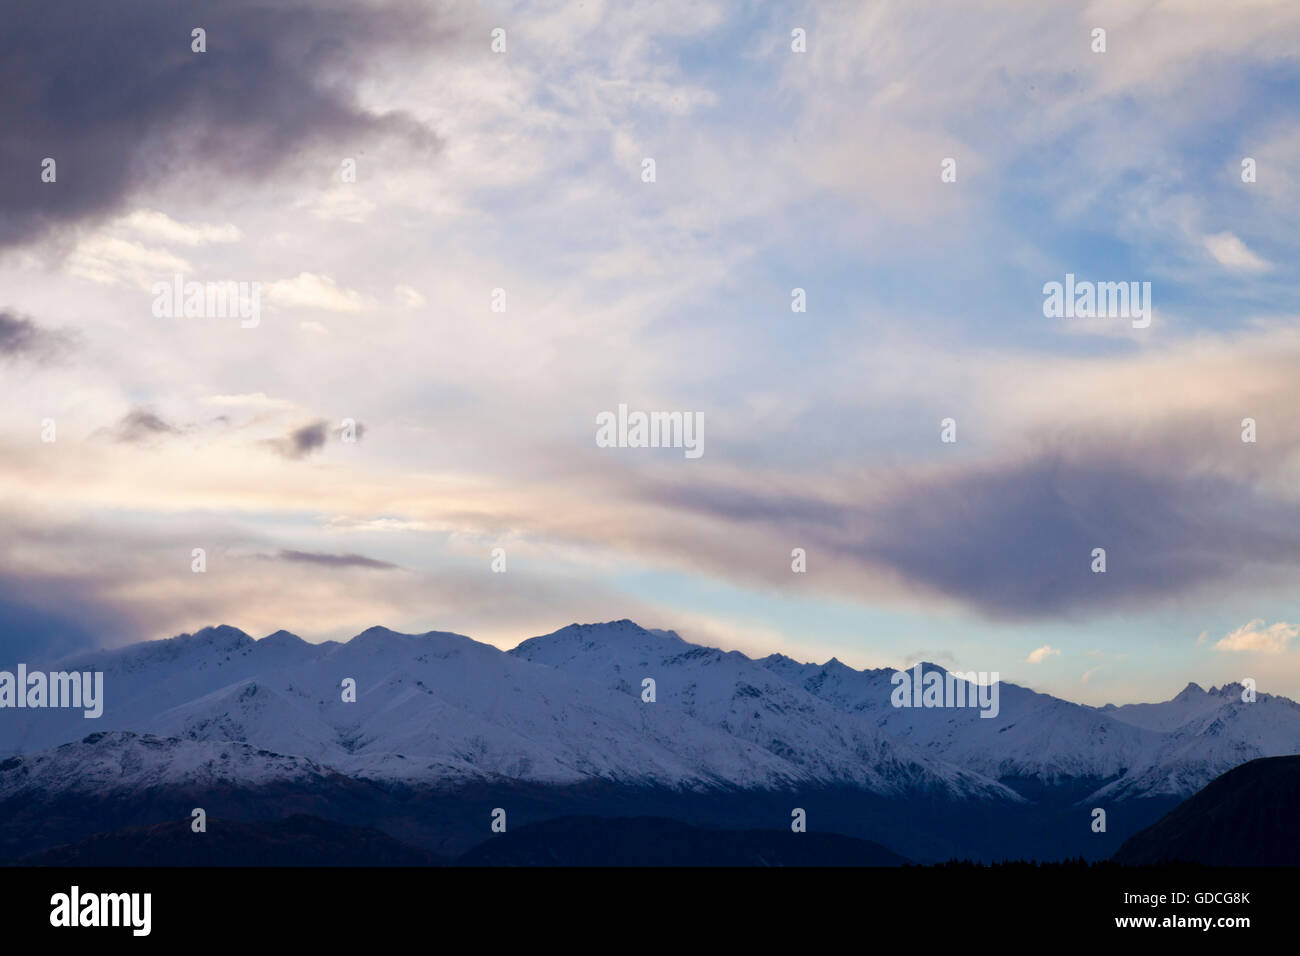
left=1113, top=755, right=1300, bottom=865
left=458, top=815, right=909, bottom=866
left=19, top=813, right=445, bottom=866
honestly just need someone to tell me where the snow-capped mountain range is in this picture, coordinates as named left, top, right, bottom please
left=2, top=619, right=1297, bottom=807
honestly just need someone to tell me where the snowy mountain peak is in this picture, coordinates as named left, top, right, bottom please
left=1174, top=681, right=1206, bottom=700
left=355, top=625, right=406, bottom=640
left=177, top=625, right=254, bottom=649
left=891, top=660, right=967, bottom=681
left=558, top=620, right=658, bottom=639
left=512, top=620, right=687, bottom=657
left=512, top=620, right=1020, bottom=800
left=260, top=629, right=306, bottom=646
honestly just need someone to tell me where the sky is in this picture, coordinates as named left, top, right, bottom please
left=2, top=0, right=1299, bottom=705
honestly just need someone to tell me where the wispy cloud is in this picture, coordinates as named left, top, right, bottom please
left=274, top=550, right=399, bottom=571
left=1203, top=232, right=1272, bottom=273
left=265, top=273, right=372, bottom=314
left=1214, top=619, right=1298, bottom=653
left=1026, top=645, right=1061, bottom=665
left=119, top=209, right=241, bottom=246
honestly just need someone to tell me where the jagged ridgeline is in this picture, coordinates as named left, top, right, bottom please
left=1, top=621, right=1297, bottom=863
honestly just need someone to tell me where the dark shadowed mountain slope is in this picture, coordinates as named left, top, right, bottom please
left=457, top=815, right=908, bottom=866
left=1112, top=755, right=1300, bottom=865
left=17, top=813, right=445, bottom=866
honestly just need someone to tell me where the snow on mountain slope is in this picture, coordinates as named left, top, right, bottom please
left=149, top=677, right=354, bottom=765
left=0, top=624, right=810, bottom=790
left=7, top=619, right=1292, bottom=804
left=761, top=656, right=1165, bottom=787
left=510, top=621, right=1021, bottom=800
left=1100, top=681, right=1258, bottom=732
left=0, top=625, right=322, bottom=756
left=1089, top=687, right=1300, bottom=800
left=0, top=731, right=342, bottom=797
left=764, top=655, right=1300, bottom=802
left=322, top=626, right=814, bottom=786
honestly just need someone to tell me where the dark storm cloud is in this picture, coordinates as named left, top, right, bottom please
left=649, top=448, right=1300, bottom=619
left=268, top=419, right=329, bottom=459
left=854, top=454, right=1300, bottom=618
left=275, top=550, right=399, bottom=570
left=0, top=597, right=100, bottom=667
left=0, top=310, right=75, bottom=361
left=0, top=576, right=137, bottom=666
left=0, top=0, right=447, bottom=249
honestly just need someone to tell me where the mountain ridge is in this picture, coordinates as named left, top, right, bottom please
left=2, top=619, right=1297, bottom=807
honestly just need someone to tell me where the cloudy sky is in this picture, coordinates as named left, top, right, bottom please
left=2, top=0, right=1299, bottom=704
